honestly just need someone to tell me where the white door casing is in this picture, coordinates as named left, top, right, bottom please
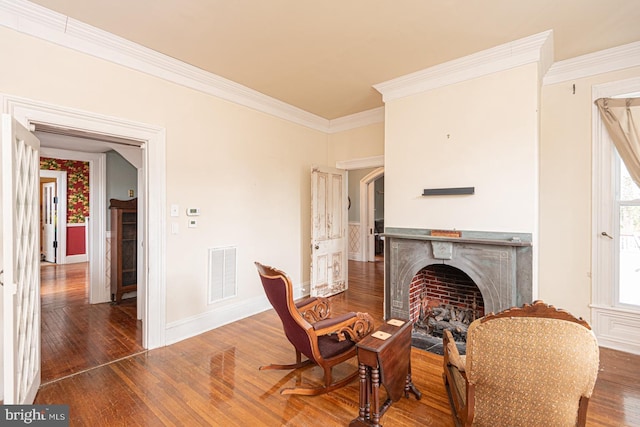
left=42, top=181, right=56, bottom=262
left=1, top=114, right=41, bottom=404
left=311, top=165, right=348, bottom=297
left=4, top=94, right=166, bottom=350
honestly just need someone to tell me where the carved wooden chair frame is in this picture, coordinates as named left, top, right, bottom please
left=255, top=262, right=374, bottom=396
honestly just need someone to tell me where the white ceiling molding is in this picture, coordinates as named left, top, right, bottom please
left=335, top=155, right=384, bottom=170
left=327, top=107, right=385, bottom=134
left=373, top=30, right=554, bottom=102
left=0, top=0, right=332, bottom=132
left=544, top=41, right=640, bottom=86
left=3, top=1, right=638, bottom=131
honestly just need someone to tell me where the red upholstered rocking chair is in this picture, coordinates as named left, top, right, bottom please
left=255, top=262, right=374, bottom=396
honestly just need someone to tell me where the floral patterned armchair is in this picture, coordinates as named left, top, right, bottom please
left=443, top=300, right=599, bottom=427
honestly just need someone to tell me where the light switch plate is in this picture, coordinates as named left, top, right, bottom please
left=170, top=204, right=179, bottom=217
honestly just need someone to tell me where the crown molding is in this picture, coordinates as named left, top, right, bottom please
left=544, top=41, right=640, bottom=86
left=0, top=0, right=334, bottom=132
left=327, top=107, right=384, bottom=134
left=335, top=155, right=384, bottom=170
left=6, top=0, right=638, bottom=133
left=373, top=30, right=554, bottom=102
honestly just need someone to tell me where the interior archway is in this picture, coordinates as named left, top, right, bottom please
left=360, top=167, right=384, bottom=261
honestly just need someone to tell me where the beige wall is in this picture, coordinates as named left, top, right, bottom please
left=5, top=18, right=640, bottom=341
left=328, top=122, right=384, bottom=166
left=0, top=27, right=328, bottom=324
left=383, top=63, right=540, bottom=233
left=539, top=66, right=640, bottom=321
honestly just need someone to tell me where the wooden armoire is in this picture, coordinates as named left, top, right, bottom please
left=110, top=198, right=137, bottom=303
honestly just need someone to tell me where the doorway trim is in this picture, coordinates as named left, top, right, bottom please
left=360, top=167, right=384, bottom=261
left=3, top=95, right=167, bottom=349
left=39, top=169, right=67, bottom=264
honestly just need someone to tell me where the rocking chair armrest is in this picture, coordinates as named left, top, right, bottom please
left=295, top=297, right=318, bottom=309
left=313, top=312, right=374, bottom=342
left=297, top=297, right=332, bottom=322
left=443, top=329, right=466, bottom=372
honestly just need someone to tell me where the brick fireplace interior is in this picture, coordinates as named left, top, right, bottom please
left=409, top=264, right=485, bottom=325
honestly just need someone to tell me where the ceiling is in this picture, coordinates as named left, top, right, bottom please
left=27, top=0, right=640, bottom=120
left=36, top=132, right=116, bottom=153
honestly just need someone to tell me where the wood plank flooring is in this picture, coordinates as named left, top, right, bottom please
left=35, top=260, right=640, bottom=426
left=40, top=262, right=143, bottom=383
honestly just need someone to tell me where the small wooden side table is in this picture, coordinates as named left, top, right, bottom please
left=350, top=319, right=421, bottom=427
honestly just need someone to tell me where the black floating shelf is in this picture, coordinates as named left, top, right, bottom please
left=422, top=187, right=475, bottom=196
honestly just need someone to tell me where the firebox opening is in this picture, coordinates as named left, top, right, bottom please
left=410, top=264, right=485, bottom=355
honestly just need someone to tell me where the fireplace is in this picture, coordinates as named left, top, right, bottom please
left=411, top=265, right=485, bottom=341
left=384, top=227, right=533, bottom=351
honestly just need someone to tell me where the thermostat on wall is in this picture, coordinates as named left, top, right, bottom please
left=186, top=208, right=200, bottom=216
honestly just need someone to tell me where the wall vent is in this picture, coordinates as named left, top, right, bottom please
left=208, top=246, right=237, bottom=304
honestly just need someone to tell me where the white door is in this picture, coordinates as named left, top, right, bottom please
left=42, top=181, right=56, bottom=263
left=1, top=114, right=41, bottom=404
left=310, top=166, right=348, bottom=297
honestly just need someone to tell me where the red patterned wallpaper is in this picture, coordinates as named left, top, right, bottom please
left=40, top=158, right=90, bottom=223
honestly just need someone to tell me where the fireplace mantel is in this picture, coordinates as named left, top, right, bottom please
left=383, top=228, right=532, bottom=247
left=383, top=228, right=533, bottom=320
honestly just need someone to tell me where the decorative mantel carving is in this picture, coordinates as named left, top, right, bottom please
left=383, top=228, right=533, bottom=320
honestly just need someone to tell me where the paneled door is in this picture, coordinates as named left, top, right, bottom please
left=310, top=166, right=348, bottom=297
left=1, top=114, right=41, bottom=404
left=42, top=181, right=56, bottom=263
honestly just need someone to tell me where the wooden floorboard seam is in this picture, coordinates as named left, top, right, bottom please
left=40, top=349, right=149, bottom=388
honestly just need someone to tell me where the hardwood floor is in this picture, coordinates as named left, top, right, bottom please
left=40, top=262, right=143, bottom=383
left=34, top=260, right=640, bottom=426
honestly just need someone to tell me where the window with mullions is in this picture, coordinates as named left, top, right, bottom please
left=616, top=155, right=640, bottom=307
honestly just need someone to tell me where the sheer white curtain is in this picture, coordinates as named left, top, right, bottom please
left=595, top=97, right=640, bottom=186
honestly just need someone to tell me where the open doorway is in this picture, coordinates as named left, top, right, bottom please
left=344, top=161, right=385, bottom=317
left=346, top=166, right=384, bottom=262
left=6, top=95, right=167, bottom=350
left=39, top=171, right=62, bottom=264
left=37, top=133, right=144, bottom=383
left=348, top=167, right=384, bottom=262
left=39, top=164, right=81, bottom=266
left=3, top=95, right=166, bottom=397
left=371, top=173, right=385, bottom=261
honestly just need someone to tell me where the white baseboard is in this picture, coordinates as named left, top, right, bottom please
left=165, top=283, right=306, bottom=345
left=64, top=254, right=88, bottom=264
left=349, top=252, right=365, bottom=261
left=591, top=305, right=640, bottom=355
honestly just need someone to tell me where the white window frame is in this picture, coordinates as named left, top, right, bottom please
left=592, top=77, right=640, bottom=355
